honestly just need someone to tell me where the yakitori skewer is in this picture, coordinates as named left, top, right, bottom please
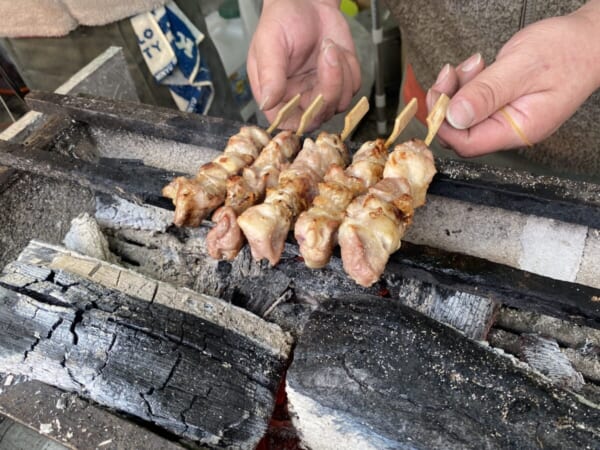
left=294, top=98, right=418, bottom=269
left=206, top=101, right=310, bottom=259
left=338, top=94, right=449, bottom=286
left=237, top=95, right=370, bottom=266
left=162, top=94, right=301, bottom=227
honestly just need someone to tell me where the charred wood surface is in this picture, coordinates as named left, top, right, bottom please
left=0, top=166, right=19, bottom=196
left=26, top=90, right=237, bottom=150
left=21, top=114, right=78, bottom=154
left=102, top=218, right=600, bottom=336
left=0, top=140, right=178, bottom=206
left=432, top=159, right=600, bottom=229
left=389, top=242, right=600, bottom=330
left=287, top=294, right=600, bottom=449
left=0, top=379, right=183, bottom=450
left=0, top=242, right=292, bottom=448
left=0, top=173, right=96, bottom=269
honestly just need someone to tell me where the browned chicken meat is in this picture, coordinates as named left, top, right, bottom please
left=338, top=139, right=436, bottom=287
left=162, top=125, right=270, bottom=227
left=237, top=132, right=350, bottom=265
left=294, top=138, right=388, bottom=269
left=206, top=131, right=301, bottom=260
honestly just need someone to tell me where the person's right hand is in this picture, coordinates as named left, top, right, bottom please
left=247, top=0, right=361, bottom=131
left=426, top=0, right=600, bottom=157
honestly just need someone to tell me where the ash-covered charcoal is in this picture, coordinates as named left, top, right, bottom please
left=519, top=334, right=585, bottom=391
left=0, top=242, right=293, bottom=448
left=287, top=294, right=600, bottom=449
left=0, top=173, right=96, bottom=269
left=488, top=306, right=600, bottom=400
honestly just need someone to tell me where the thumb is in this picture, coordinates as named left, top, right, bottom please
left=446, top=60, right=526, bottom=130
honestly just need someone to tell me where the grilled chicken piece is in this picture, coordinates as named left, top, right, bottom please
left=338, top=139, right=436, bottom=287
left=206, top=131, right=301, bottom=260
left=237, top=132, right=350, bottom=265
left=162, top=126, right=270, bottom=227
left=294, top=138, right=388, bottom=268
left=383, top=139, right=436, bottom=207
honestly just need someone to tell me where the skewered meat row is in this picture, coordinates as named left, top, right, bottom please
left=294, top=138, right=388, bottom=269
left=338, top=139, right=436, bottom=287
left=206, top=131, right=301, bottom=260
left=237, top=132, right=350, bottom=266
left=162, top=125, right=270, bottom=227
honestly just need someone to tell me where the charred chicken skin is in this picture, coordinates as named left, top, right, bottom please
left=237, top=132, right=350, bottom=265
left=294, top=138, right=388, bottom=269
left=338, top=139, right=436, bottom=287
left=206, top=131, right=301, bottom=260
left=162, top=126, right=270, bottom=227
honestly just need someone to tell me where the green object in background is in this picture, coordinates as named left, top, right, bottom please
left=219, top=0, right=240, bottom=19
left=340, top=0, right=359, bottom=17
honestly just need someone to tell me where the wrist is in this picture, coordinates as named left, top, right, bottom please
left=571, top=0, right=600, bottom=89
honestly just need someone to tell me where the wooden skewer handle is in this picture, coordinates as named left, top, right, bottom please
left=424, top=93, right=450, bottom=146
left=296, top=94, right=325, bottom=137
left=384, top=97, right=418, bottom=149
left=340, top=96, right=370, bottom=141
left=266, top=93, right=302, bottom=134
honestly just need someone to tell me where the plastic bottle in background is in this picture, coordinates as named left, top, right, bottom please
left=237, top=0, right=260, bottom=38
left=205, top=0, right=258, bottom=122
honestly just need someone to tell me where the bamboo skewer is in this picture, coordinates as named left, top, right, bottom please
left=266, top=93, right=301, bottom=134
left=237, top=95, right=371, bottom=266
left=384, top=98, right=418, bottom=149
left=293, top=97, right=417, bottom=269
left=163, top=95, right=303, bottom=228
left=205, top=95, right=323, bottom=261
left=424, top=93, right=449, bottom=146
left=341, top=96, right=370, bottom=141
left=296, top=94, right=325, bottom=137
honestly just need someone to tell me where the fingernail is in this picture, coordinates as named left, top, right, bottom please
left=435, top=64, right=450, bottom=85
left=322, top=39, right=339, bottom=67
left=259, top=93, right=270, bottom=111
left=426, top=89, right=440, bottom=112
left=447, top=99, right=475, bottom=129
left=460, top=53, right=481, bottom=73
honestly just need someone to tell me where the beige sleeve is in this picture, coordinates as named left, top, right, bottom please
left=0, top=0, right=168, bottom=38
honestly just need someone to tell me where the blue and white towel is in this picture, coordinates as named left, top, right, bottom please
left=131, top=2, right=214, bottom=114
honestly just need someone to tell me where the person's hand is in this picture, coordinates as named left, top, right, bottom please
left=427, top=0, right=600, bottom=156
left=247, top=0, right=361, bottom=131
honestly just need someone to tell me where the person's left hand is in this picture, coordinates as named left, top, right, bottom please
left=247, top=0, right=361, bottom=132
left=427, top=3, right=600, bottom=156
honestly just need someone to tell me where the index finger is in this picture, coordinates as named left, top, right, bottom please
left=247, top=25, right=290, bottom=111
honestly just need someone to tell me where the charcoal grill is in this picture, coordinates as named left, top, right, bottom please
left=0, top=57, right=599, bottom=449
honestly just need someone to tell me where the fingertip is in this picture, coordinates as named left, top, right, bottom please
left=456, top=53, right=485, bottom=86
left=322, top=39, right=340, bottom=67
left=431, top=65, right=459, bottom=99
left=259, top=93, right=271, bottom=111
left=459, top=52, right=482, bottom=73
left=426, top=89, right=441, bottom=112
left=258, top=83, right=286, bottom=111
left=252, top=30, right=289, bottom=111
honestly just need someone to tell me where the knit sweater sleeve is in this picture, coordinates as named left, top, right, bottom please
left=0, top=0, right=169, bottom=38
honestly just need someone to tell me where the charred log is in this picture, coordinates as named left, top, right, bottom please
left=287, top=294, right=600, bottom=449
left=0, top=242, right=292, bottom=448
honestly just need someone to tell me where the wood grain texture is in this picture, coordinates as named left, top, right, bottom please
left=0, top=243, right=292, bottom=448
